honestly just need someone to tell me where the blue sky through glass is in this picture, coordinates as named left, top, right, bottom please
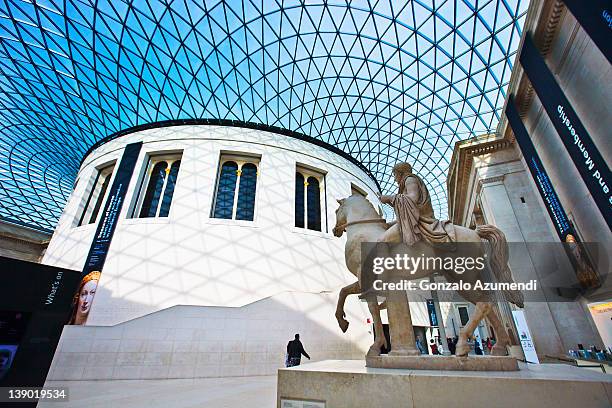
left=0, top=0, right=528, bottom=230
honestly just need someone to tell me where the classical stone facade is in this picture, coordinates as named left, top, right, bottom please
left=447, top=134, right=603, bottom=358
left=0, top=219, right=49, bottom=262
left=494, top=0, right=611, bottom=353
left=498, top=0, right=611, bottom=298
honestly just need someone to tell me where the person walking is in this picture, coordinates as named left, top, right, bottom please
left=286, top=334, right=310, bottom=367
left=447, top=337, right=456, bottom=355
left=474, top=336, right=483, bottom=355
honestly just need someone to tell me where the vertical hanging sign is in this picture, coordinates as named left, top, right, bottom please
left=426, top=299, right=438, bottom=327
left=70, top=142, right=142, bottom=325
left=506, top=98, right=602, bottom=292
left=520, top=35, right=611, bottom=230
left=505, top=98, right=574, bottom=240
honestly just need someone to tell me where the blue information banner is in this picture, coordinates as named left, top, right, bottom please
left=507, top=98, right=603, bottom=293
left=505, top=97, right=574, bottom=240
left=520, top=34, right=611, bottom=230
left=69, top=142, right=142, bottom=326
left=83, top=142, right=142, bottom=275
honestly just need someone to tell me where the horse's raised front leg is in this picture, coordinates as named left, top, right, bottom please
left=456, top=302, right=492, bottom=357
left=335, top=281, right=361, bottom=332
left=366, top=294, right=387, bottom=357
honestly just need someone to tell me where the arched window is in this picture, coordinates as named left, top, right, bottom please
left=78, top=163, right=115, bottom=226
left=140, top=161, right=167, bottom=218
left=88, top=170, right=112, bottom=224
left=213, top=161, right=238, bottom=219
left=133, top=153, right=182, bottom=218
left=295, top=166, right=326, bottom=232
left=212, top=155, right=259, bottom=221
left=236, top=163, right=257, bottom=220
left=159, top=160, right=181, bottom=217
left=306, top=176, right=321, bottom=231
left=295, top=172, right=305, bottom=228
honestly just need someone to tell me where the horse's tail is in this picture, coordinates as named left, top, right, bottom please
left=476, top=224, right=524, bottom=308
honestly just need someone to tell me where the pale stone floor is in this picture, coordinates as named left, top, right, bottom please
left=38, top=363, right=611, bottom=407
left=40, top=376, right=277, bottom=408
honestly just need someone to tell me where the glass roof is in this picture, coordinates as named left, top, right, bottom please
left=0, top=0, right=527, bottom=231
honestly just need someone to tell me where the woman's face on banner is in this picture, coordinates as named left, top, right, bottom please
left=78, top=279, right=98, bottom=316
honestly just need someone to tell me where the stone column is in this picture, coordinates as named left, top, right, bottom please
left=448, top=135, right=605, bottom=358
left=386, top=291, right=420, bottom=356
left=478, top=175, right=565, bottom=357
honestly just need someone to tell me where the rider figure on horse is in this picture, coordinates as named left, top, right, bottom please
left=378, top=162, right=455, bottom=246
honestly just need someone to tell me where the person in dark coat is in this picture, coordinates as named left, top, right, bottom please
left=447, top=337, right=456, bottom=355
left=286, top=334, right=310, bottom=367
left=474, top=336, right=483, bottom=355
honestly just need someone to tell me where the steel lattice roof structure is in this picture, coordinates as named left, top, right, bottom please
left=0, top=0, right=527, bottom=231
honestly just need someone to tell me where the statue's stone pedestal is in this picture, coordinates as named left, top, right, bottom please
left=366, top=354, right=519, bottom=371
left=277, top=360, right=612, bottom=408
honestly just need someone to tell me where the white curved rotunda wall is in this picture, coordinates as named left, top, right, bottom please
left=43, top=125, right=381, bottom=326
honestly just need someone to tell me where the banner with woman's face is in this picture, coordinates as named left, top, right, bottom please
left=69, top=143, right=142, bottom=325
left=70, top=271, right=100, bottom=325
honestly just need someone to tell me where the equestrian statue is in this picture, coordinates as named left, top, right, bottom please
left=332, top=162, right=524, bottom=362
